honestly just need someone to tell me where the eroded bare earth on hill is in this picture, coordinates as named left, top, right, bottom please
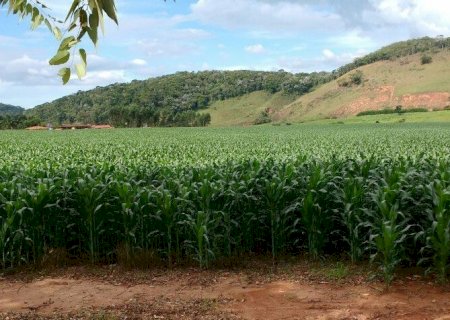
left=1, top=266, right=450, bottom=319
left=332, top=86, right=450, bottom=117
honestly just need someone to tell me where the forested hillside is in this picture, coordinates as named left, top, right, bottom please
left=0, top=103, right=28, bottom=130
left=0, top=103, right=24, bottom=116
left=28, top=70, right=330, bottom=127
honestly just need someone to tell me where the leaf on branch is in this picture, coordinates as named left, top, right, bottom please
left=100, top=0, right=118, bottom=25
left=75, top=63, right=86, bottom=79
left=65, top=0, right=80, bottom=22
left=58, top=36, right=77, bottom=51
left=89, top=8, right=99, bottom=30
left=58, top=67, right=71, bottom=85
left=87, top=27, right=98, bottom=45
left=49, top=50, right=70, bottom=65
left=79, top=48, right=87, bottom=66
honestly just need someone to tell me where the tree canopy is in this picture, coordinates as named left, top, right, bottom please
left=1, top=0, right=118, bottom=84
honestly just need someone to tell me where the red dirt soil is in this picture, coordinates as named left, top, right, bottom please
left=332, top=87, right=450, bottom=117
left=1, top=266, right=450, bottom=319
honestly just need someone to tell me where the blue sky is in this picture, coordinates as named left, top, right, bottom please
left=1, top=0, right=450, bottom=108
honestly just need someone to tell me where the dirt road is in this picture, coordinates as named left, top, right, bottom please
left=1, top=265, right=449, bottom=319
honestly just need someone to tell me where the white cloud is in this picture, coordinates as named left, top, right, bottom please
left=83, top=70, right=127, bottom=84
left=367, top=0, right=450, bottom=35
left=131, top=59, right=147, bottom=66
left=327, top=30, right=375, bottom=51
left=191, top=0, right=345, bottom=35
left=322, top=49, right=335, bottom=60
left=276, top=48, right=366, bottom=73
left=245, top=44, right=266, bottom=54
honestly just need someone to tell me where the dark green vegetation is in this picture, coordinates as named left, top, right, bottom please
left=0, top=104, right=41, bottom=130
left=0, top=103, right=24, bottom=116
left=27, top=70, right=329, bottom=127
left=357, top=107, right=429, bottom=117
left=421, top=54, right=433, bottom=65
left=1, top=124, right=449, bottom=284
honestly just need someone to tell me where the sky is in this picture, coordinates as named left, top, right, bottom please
left=1, top=0, right=450, bottom=108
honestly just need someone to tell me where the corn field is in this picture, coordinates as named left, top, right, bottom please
left=0, top=124, right=449, bottom=283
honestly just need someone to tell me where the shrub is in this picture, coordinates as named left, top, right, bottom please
left=337, top=78, right=351, bottom=88
left=253, top=111, right=272, bottom=125
left=357, top=107, right=428, bottom=117
left=421, top=54, right=433, bottom=65
left=350, top=70, right=364, bottom=85
left=338, top=70, right=364, bottom=87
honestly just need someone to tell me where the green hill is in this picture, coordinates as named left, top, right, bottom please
left=204, top=37, right=450, bottom=125
left=272, top=51, right=450, bottom=123
left=204, top=91, right=297, bottom=127
left=0, top=103, right=24, bottom=116
left=27, top=70, right=324, bottom=127
left=21, top=36, right=450, bottom=128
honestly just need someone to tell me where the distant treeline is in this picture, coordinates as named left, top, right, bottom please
left=18, top=36, right=450, bottom=128
left=357, top=107, right=429, bottom=117
left=0, top=114, right=41, bottom=130
left=0, top=103, right=24, bottom=116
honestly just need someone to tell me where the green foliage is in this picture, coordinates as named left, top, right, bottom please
left=421, top=181, right=450, bottom=283
left=421, top=54, right=433, bottom=65
left=0, top=103, right=24, bottom=116
left=1, top=0, right=118, bottom=84
left=350, top=70, right=364, bottom=85
left=27, top=70, right=319, bottom=127
left=253, top=110, right=272, bottom=125
left=357, top=108, right=429, bottom=117
left=0, top=124, right=450, bottom=284
left=281, top=72, right=332, bottom=94
left=0, top=114, right=42, bottom=130
left=338, top=70, right=364, bottom=87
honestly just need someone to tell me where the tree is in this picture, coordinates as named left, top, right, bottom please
left=1, top=0, right=118, bottom=84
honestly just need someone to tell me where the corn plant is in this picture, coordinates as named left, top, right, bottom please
left=422, top=181, right=450, bottom=283
left=74, top=174, right=109, bottom=264
left=336, top=176, right=366, bottom=263
left=366, top=170, right=412, bottom=286
left=300, top=165, right=332, bottom=259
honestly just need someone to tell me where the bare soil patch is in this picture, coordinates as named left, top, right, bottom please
left=1, top=263, right=449, bottom=319
left=331, top=87, right=450, bottom=117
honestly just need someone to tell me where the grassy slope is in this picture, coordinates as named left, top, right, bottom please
left=274, top=51, right=450, bottom=123
left=204, top=51, right=450, bottom=126
left=203, top=91, right=297, bottom=127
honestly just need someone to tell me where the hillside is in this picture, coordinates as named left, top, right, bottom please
left=27, top=70, right=325, bottom=127
left=204, top=91, right=297, bottom=126
left=0, top=103, right=24, bottom=116
left=204, top=37, right=450, bottom=125
left=271, top=51, right=450, bottom=123
left=19, top=36, right=450, bottom=128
